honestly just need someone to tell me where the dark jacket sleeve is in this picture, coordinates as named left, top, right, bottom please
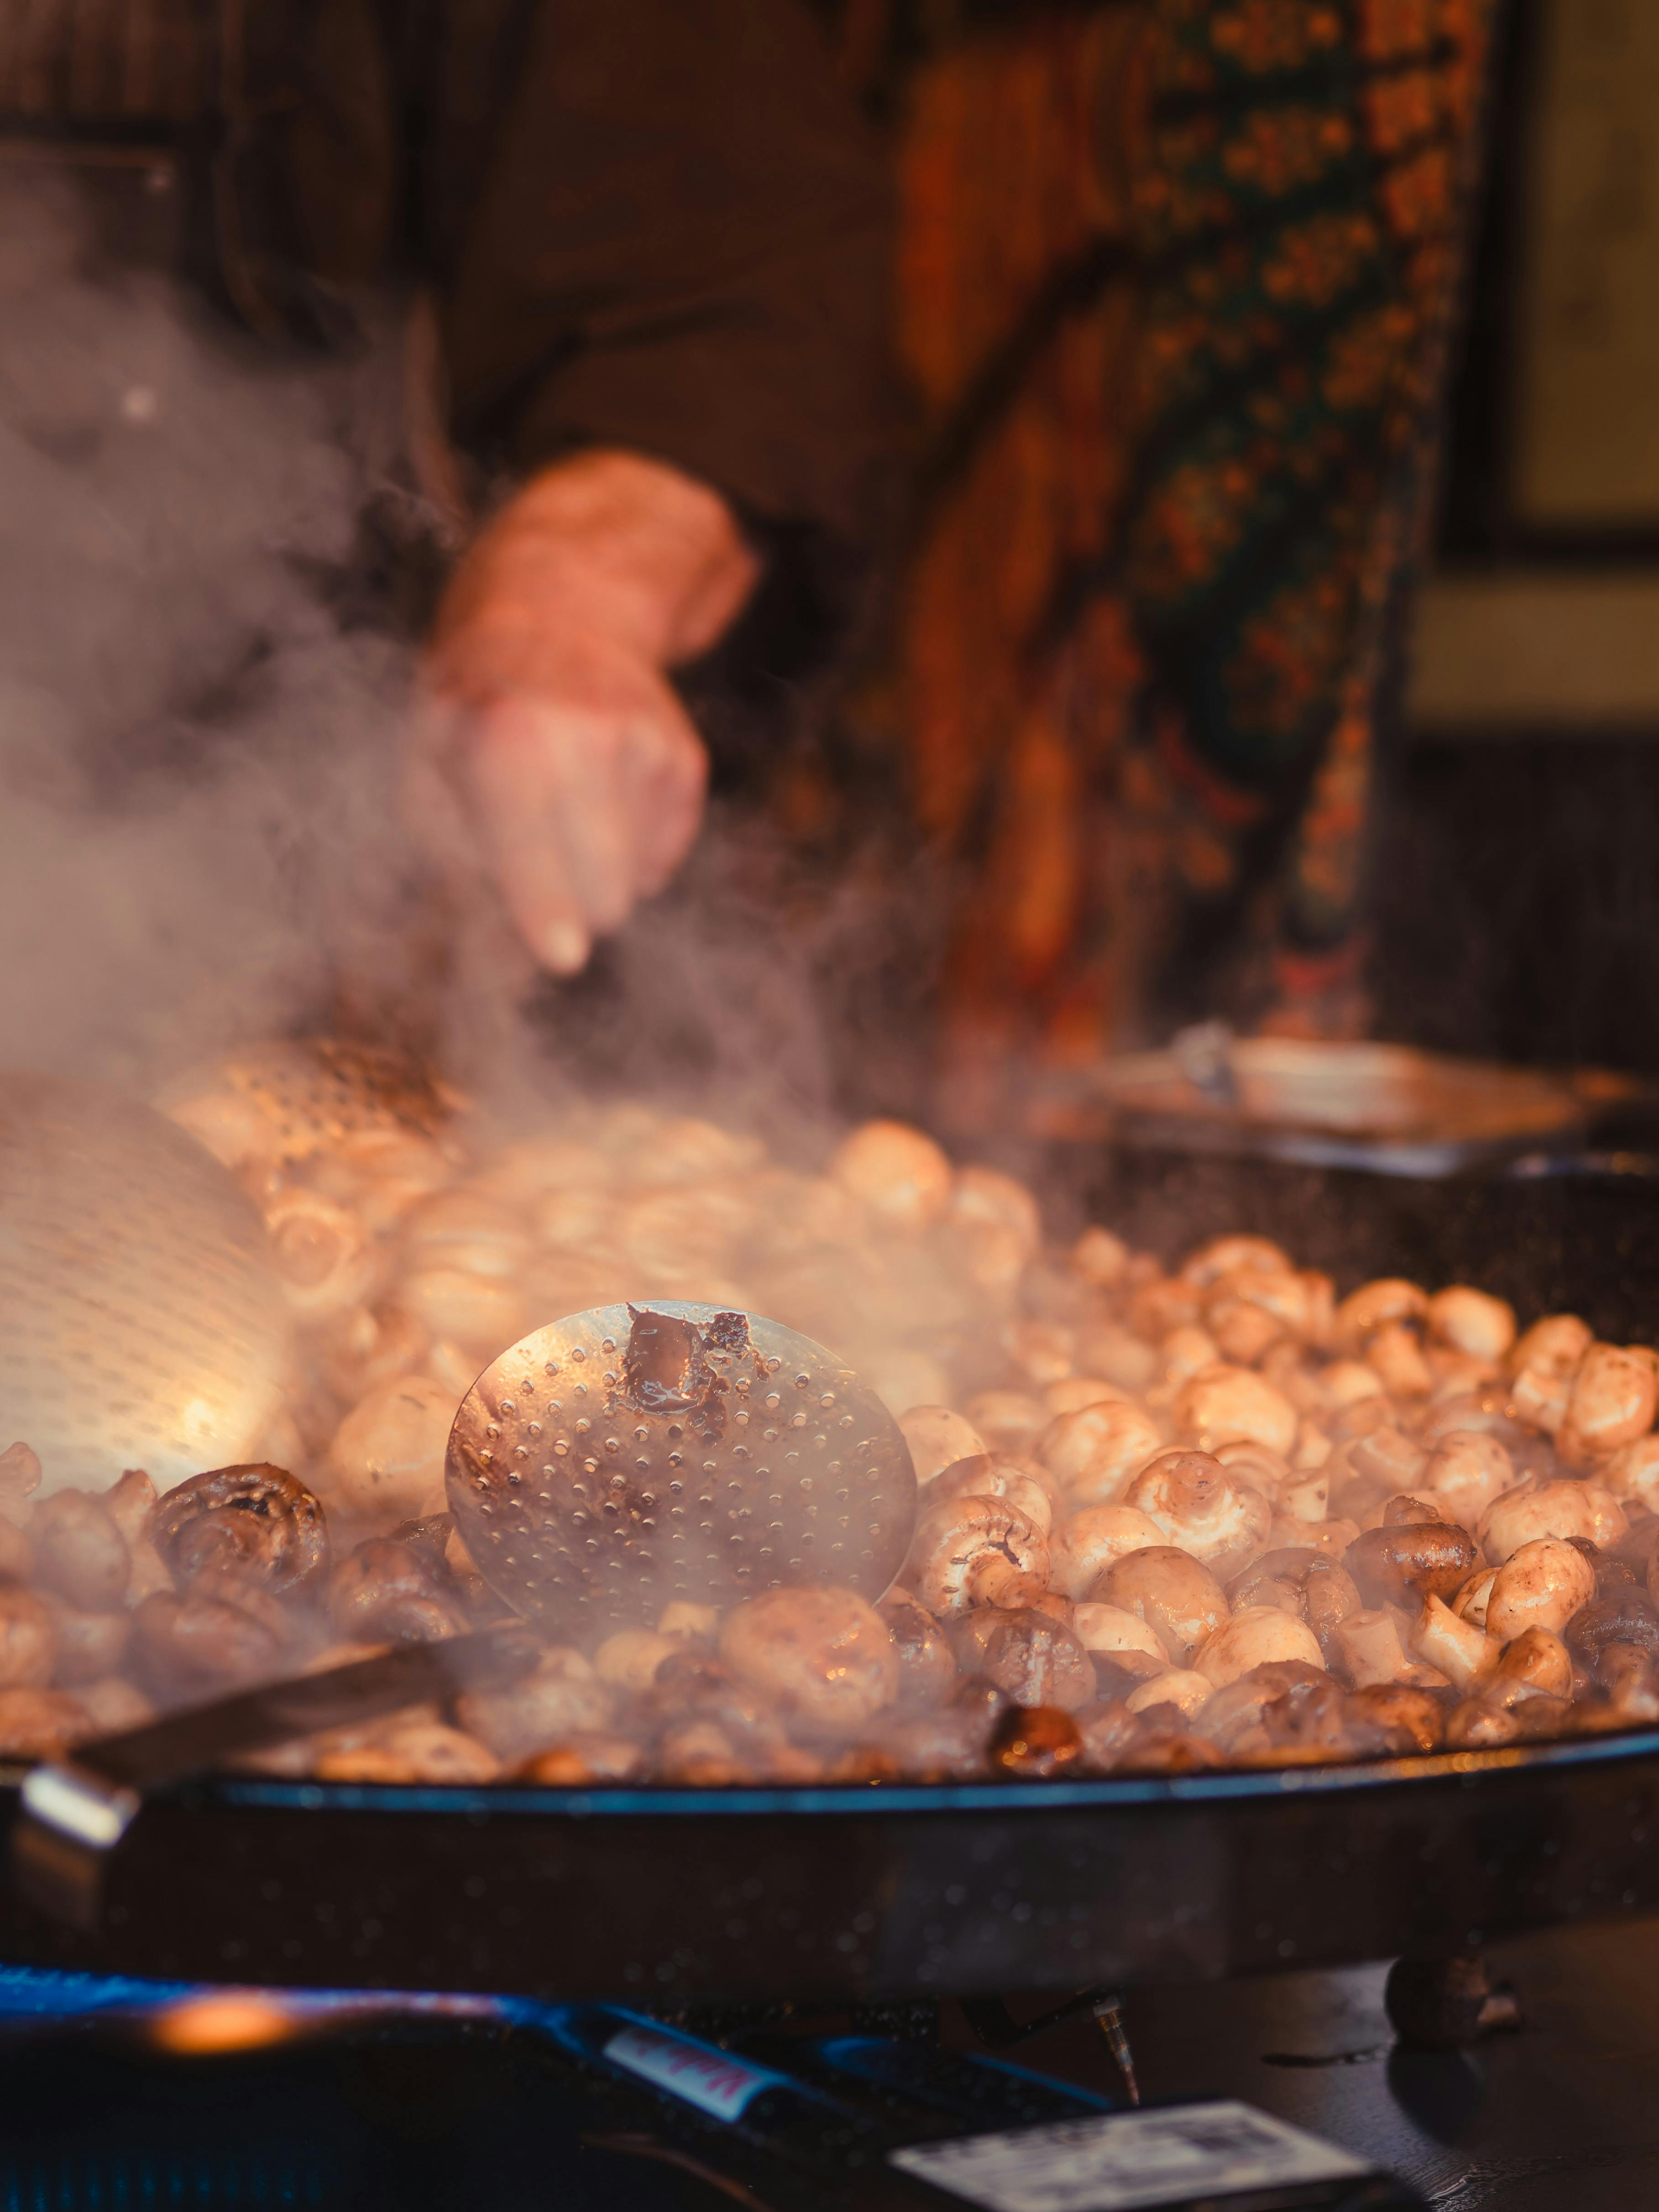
left=414, top=0, right=898, bottom=551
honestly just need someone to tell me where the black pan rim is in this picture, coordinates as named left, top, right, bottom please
left=8, top=1718, right=1653, bottom=1821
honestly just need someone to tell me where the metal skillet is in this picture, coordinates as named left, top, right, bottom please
left=6, top=1177, right=1659, bottom=2008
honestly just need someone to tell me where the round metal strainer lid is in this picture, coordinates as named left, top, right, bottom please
left=445, top=1301, right=918, bottom=1644
left=0, top=1073, right=293, bottom=1495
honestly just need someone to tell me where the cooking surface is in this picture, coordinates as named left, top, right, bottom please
left=0, top=1922, right=1656, bottom=2208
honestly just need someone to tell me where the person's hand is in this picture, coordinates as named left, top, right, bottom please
left=412, top=449, right=759, bottom=974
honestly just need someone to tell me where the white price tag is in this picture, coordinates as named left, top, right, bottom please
left=602, top=2022, right=779, bottom=2122
left=888, top=2100, right=1372, bottom=2212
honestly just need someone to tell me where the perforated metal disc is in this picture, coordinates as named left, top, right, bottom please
left=445, top=1301, right=918, bottom=1644
left=0, top=1073, right=293, bottom=1495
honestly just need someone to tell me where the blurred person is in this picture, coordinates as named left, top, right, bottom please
left=0, top=0, right=895, bottom=977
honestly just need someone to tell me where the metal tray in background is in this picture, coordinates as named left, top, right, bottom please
left=2, top=1145, right=1658, bottom=2009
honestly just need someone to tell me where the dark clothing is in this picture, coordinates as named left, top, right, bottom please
left=255, top=0, right=896, bottom=547
left=0, top=0, right=896, bottom=552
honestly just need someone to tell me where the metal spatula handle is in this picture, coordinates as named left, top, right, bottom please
left=12, top=1624, right=542, bottom=1927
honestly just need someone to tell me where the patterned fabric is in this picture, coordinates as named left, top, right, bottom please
left=828, top=0, right=1498, bottom=1124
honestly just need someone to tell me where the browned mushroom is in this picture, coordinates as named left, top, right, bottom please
left=1344, top=1514, right=1480, bottom=1610
left=953, top=1608, right=1096, bottom=1712
left=1072, top=1696, right=1139, bottom=1770
left=718, top=1586, right=899, bottom=1736
left=1483, top=1537, right=1597, bottom=1642
left=314, top=1724, right=499, bottom=1784
left=1227, top=1548, right=1360, bottom=1666
left=131, top=1587, right=288, bottom=1697
left=150, top=1463, right=330, bottom=1595
left=513, top=1732, right=646, bottom=1783
left=37, top=1591, right=130, bottom=1685
left=29, top=1490, right=130, bottom=1612
left=988, top=1703, right=1084, bottom=1777
left=328, top=1537, right=468, bottom=1645
left=1095, top=1546, right=1229, bottom=1665
left=880, top=1589, right=959, bottom=1710
left=1172, top=1366, right=1298, bottom=1458
left=1490, top=1625, right=1573, bottom=1702
left=1343, top=1682, right=1444, bottom=1753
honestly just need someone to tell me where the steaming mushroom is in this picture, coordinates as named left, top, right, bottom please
left=1344, top=1682, right=1444, bottom=1752
left=898, top=1407, right=990, bottom=1488
left=37, top=1592, right=130, bottom=1685
left=29, top=1491, right=130, bottom=1612
left=1071, top=1602, right=1168, bottom=1670
left=1070, top=1226, right=1130, bottom=1287
left=456, top=1647, right=615, bottom=1761
left=1095, top=1547, right=1229, bottom=1666
left=828, top=1120, right=953, bottom=1230
left=1191, top=1607, right=1324, bottom=1690
left=1409, top=1595, right=1494, bottom=1690
left=1343, top=1508, right=1480, bottom=1610
left=1124, top=1669, right=1213, bottom=1720
left=1335, top=1608, right=1410, bottom=1689
left=592, top=1629, right=684, bottom=1694
left=905, top=1495, right=1050, bottom=1618
left=325, top=1376, right=457, bottom=1524
left=1483, top=1537, right=1597, bottom=1642
left=0, top=1689, right=89, bottom=1758
left=1181, top=1234, right=1294, bottom=1286
left=963, top=1391, right=1048, bottom=1454
left=1419, top=1432, right=1518, bottom=1528
left=0, top=1442, right=41, bottom=1522
left=1427, top=1287, right=1517, bottom=1365
left=1036, top=1401, right=1165, bottom=1506
left=1478, top=1478, right=1628, bottom=1564
left=1452, top=1567, right=1498, bottom=1629
left=718, top=1586, right=899, bottom=1735
left=1227, top=1548, right=1360, bottom=1664
left=1333, top=1278, right=1427, bottom=1354
left=947, top=1165, right=1042, bottom=1255
left=328, top=1537, right=468, bottom=1644
left=0, top=1588, right=55, bottom=1687
left=393, top=1266, right=528, bottom=1355
left=1172, top=1366, right=1297, bottom=1459
left=149, top=1463, right=330, bottom=1595
left=1557, top=1344, right=1659, bottom=1466
left=1603, top=1433, right=1659, bottom=1516
left=1490, top=1625, right=1574, bottom=1703
left=1366, top=1323, right=1434, bottom=1400
left=1048, top=1504, right=1166, bottom=1599
left=132, top=1587, right=288, bottom=1696
left=1509, top=1313, right=1592, bottom=1380
left=514, top=1733, right=646, bottom=1784
left=314, top=1724, right=500, bottom=1785
left=320, top=1303, right=429, bottom=1406
left=262, top=1189, right=384, bottom=1319
left=962, top=1608, right=1096, bottom=1712
left=402, top=1186, right=534, bottom=1279
left=928, top=1453, right=1057, bottom=1534
left=1122, top=1450, right=1271, bottom=1575
left=1072, top=1323, right=1158, bottom=1395
left=1045, top=1378, right=1131, bottom=1415
left=881, top=1589, right=959, bottom=1710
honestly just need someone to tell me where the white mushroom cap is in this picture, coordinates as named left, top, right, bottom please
left=946, top=1165, right=1042, bottom=1255
left=1037, top=1400, right=1165, bottom=1506
left=1191, top=1606, right=1323, bottom=1689
left=1508, top=1313, right=1591, bottom=1381
left=1121, top=1449, right=1271, bottom=1569
left=1421, top=1431, right=1518, bottom=1528
left=1072, top=1603, right=1167, bottom=1662
left=898, top=1406, right=989, bottom=1488
left=1484, top=1537, right=1597, bottom=1641
left=718, top=1585, right=899, bottom=1734
left=905, top=1494, right=1049, bottom=1618
left=1048, top=1504, right=1167, bottom=1598
left=927, top=1453, right=1057, bottom=1535
left=963, top=1391, right=1049, bottom=1454
left=1427, top=1286, right=1516, bottom=1364
left=325, top=1374, right=456, bottom=1522
left=1125, top=1668, right=1212, bottom=1718
left=1334, top=1278, right=1427, bottom=1352
left=1601, top=1432, right=1659, bottom=1515
left=1071, top=1226, right=1131, bottom=1286
left=1180, top=1234, right=1293, bottom=1286
left=1478, top=1477, right=1628, bottom=1564
left=1558, top=1343, right=1659, bottom=1464
left=828, top=1120, right=953, bottom=1230
left=1045, top=1377, right=1134, bottom=1415
left=1172, top=1366, right=1298, bottom=1459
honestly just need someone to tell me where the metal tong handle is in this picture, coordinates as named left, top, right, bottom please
left=11, top=1624, right=543, bottom=1929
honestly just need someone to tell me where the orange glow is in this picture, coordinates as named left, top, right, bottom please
left=149, top=1992, right=304, bottom=2055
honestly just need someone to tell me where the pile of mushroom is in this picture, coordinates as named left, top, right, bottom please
left=0, top=1059, right=1654, bottom=1787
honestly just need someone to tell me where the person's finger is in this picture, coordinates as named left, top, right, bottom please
left=460, top=700, right=603, bottom=974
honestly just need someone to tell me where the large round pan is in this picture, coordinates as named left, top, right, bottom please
left=3, top=1151, right=1656, bottom=2005
left=1, top=1724, right=1657, bottom=2004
